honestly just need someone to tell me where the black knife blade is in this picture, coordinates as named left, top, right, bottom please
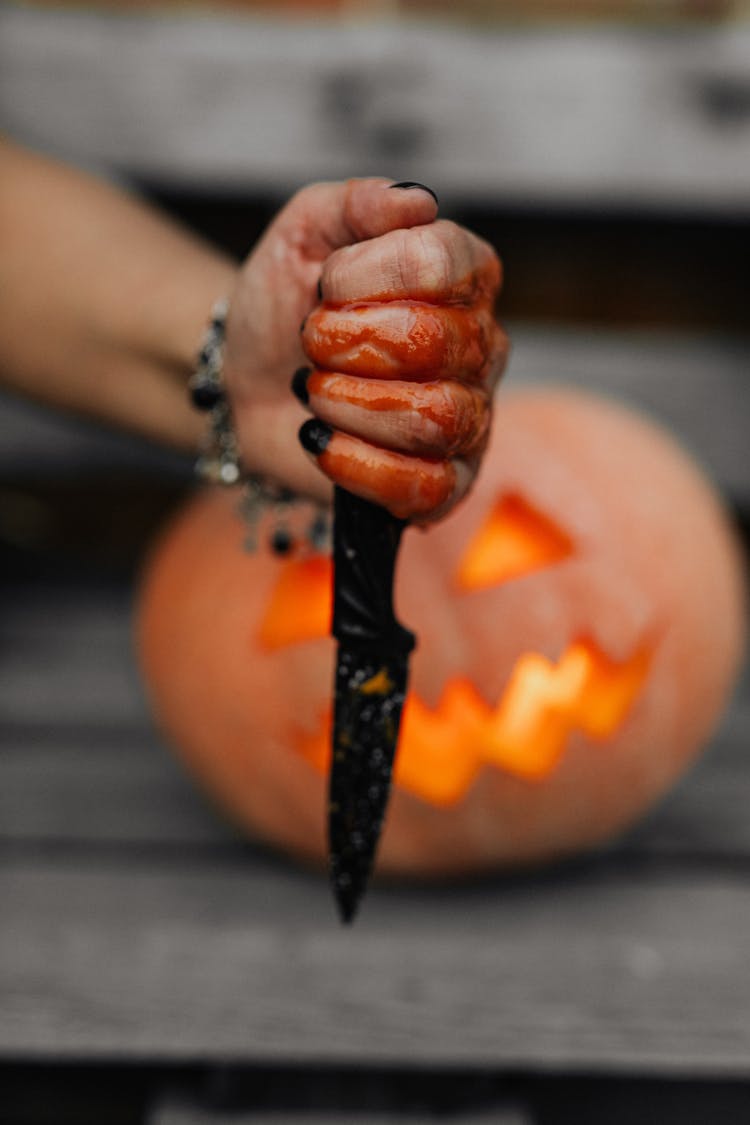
left=329, top=485, right=415, bottom=924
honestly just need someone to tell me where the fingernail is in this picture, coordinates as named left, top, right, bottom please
left=291, top=366, right=311, bottom=406
left=298, top=418, right=333, bottom=455
left=316, top=277, right=323, bottom=301
left=389, top=181, right=439, bottom=206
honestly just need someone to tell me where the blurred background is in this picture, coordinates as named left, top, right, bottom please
left=0, top=1, right=749, bottom=1122
left=0, top=0, right=748, bottom=566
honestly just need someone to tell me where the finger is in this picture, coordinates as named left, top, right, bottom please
left=297, top=420, right=474, bottom=523
left=320, top=219, right=502, bottom=306
left=302, top=301, right=498, bottom=383
left=270, top=178, right=439, bottom=263
left=299, top=370, right=491, bottom=459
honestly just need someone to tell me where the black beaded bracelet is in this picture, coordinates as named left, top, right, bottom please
left=189, top=298, right=242, bottom=485
left=188, top=298, right=330, bottom=556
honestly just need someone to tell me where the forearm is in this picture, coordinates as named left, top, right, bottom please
left=0, top=138, right=238, bottom=450
left=0, top=151, right=505, bottom=521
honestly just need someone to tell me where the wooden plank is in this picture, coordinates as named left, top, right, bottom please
left=0, top=328, right=747, bottom=496
left=1, top=9, right=749, bottom=210
left=3, top=858, right=750, bottom=1075
left=0, top=583, right=147, bottom=728
left=0, top=578, right=240, bottom=849
left=506, top=326, right=750, bottom=502
left=1, top=680, right=748, bottom=857
left=0, top=733, right=237, bottom=849
left=624, top=673, right=750, bottom=859
left=149, top=1101, right=531, bottom=1125
left=1, top=581, right=748, bottom=858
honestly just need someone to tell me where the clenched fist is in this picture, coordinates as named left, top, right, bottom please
left=223, top=178, right=507, bottom=522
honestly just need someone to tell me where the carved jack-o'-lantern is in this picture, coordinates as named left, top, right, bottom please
left=137, top=388, right=745, bottom=876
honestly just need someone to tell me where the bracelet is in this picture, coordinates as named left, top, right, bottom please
left=190, top=298, right=239, bottom=485
left=189, top=299, right=330, bottom=556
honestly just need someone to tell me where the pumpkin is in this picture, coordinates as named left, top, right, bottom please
left=137, top=387, right=746, bottom=876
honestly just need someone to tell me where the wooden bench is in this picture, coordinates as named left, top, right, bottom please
left=1, top=9, right=748, bottom=1116
left=1, top=322, right=747, bottom=1123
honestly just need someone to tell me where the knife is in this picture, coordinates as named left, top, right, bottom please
left=328, top=485, right=416, bottom=924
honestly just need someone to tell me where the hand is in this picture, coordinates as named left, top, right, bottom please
left=223, top=178, right=507, bottom=521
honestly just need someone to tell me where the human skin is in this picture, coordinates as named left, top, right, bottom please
left=0, top=140, right=506, bottom=520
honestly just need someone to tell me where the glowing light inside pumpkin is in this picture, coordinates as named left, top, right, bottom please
left=259, top=493, right=574, bottom=651
left=296, top=638, right=652, bottom=802
left=456, top=493, right=574, bottom=591
left=257, top=494, right=652, bottom=801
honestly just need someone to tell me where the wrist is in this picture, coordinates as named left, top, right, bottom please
left=187, top=297, right=331, bottom=556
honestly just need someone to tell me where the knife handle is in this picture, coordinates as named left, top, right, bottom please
left=331, top=485, right=415, bottom=656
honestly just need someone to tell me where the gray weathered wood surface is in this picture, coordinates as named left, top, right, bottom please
left=0, top=595, right=748, bottom=861
left=1, top=581, right=749, bottom=1075
left=149, top=1102, right=530, bottom=1125
left=1, top=6, right=749, bottom=210
left=4, top=854, right=750, bottom=1072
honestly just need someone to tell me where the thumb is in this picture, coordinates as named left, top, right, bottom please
left=273, top=178, right=439, bottom=261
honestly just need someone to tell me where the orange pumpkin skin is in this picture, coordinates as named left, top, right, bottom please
left=137, top=387, right=746, bottom=876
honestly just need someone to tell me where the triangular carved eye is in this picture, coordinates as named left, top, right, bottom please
left=455, top=493, right=574, bottom=592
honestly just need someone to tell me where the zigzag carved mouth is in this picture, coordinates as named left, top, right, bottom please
left=294, top=638, right=652, bottom=804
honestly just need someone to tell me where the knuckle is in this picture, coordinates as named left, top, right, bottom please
left=418, top=227, right=455, bottom=292
left=287, top=180, right=328, bottom=216
left=407, top=383, right=487, bottom=457
left=395, top=225, right=453, bottom=296
left=321, top=248, right=350, bottom=298
left=430, top=384, right=465, bottom=451
left=407, top=407, right=444, bottom=456
left=434, top=384, right=488, bottom=455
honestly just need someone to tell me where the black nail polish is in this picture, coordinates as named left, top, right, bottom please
left=389, top=181, right=439, bottom=206
left=299, top=418, right=333, bottom=455
left=291, top=366, right=311, bottom=406
left=316, top=277, right=323, bottom=301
